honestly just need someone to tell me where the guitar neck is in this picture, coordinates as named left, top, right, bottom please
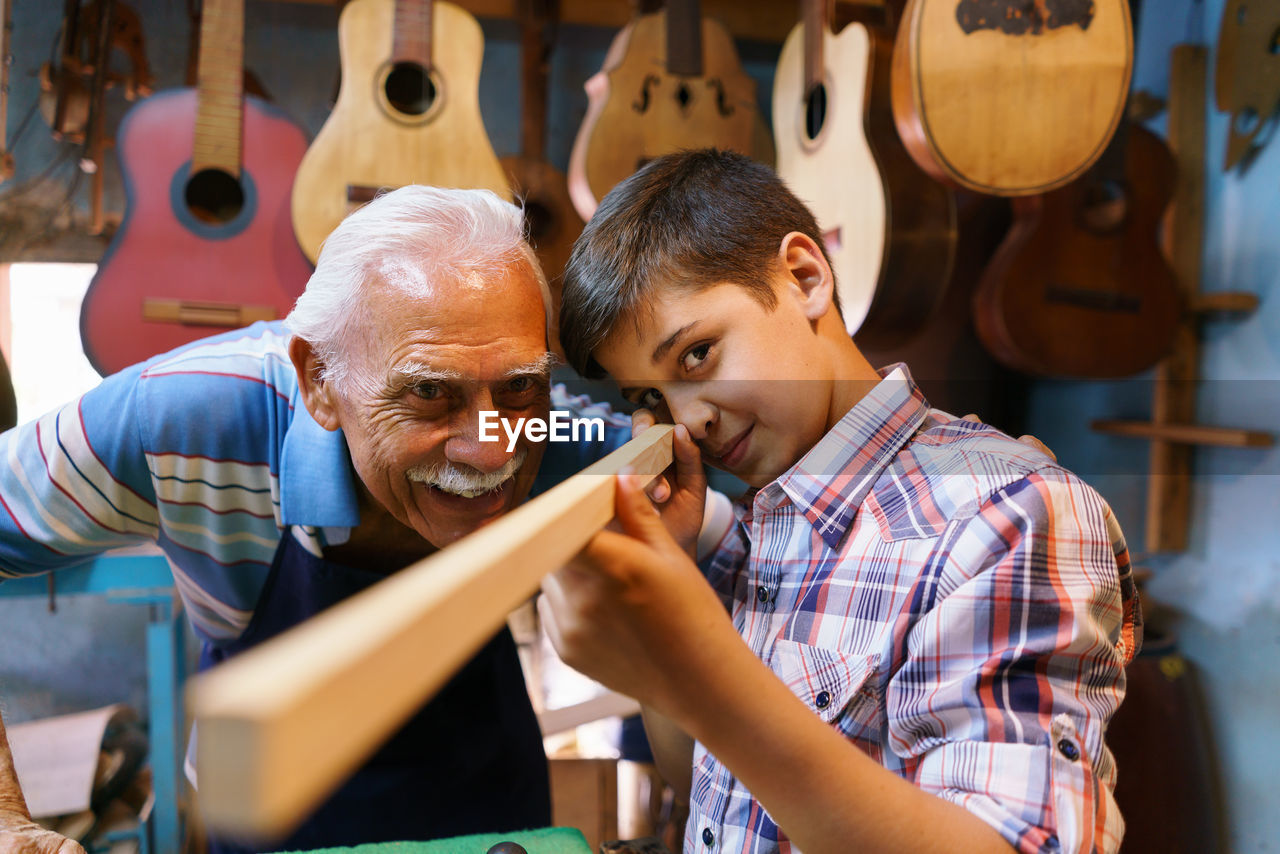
left=666, top=0, right=703, bottom=77
left=518, top=0, right=554, bottom=160
left=193, top=0, right=245, bottom=177
left=801, top=0, right=827, bottom=93
left=393, top=0, right=434, bottom=67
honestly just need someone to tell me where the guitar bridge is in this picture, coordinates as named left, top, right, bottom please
left=1045, top=285, right=1141, bottom=313
left=347, top=184, right=396, bottom=212
left=143, top=299, right=277, bottom=327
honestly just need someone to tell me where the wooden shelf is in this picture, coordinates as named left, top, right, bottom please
left=1092, top=419, right=1274, bottom=448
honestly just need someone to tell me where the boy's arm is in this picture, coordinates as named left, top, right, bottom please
left=541, top=475, right=1013, bottom=854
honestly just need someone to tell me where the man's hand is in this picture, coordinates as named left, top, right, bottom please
left=961, top=414, right=1057, bottom=462
left=0, top=813, right=86, bottom=854
left=630, top=409, right=707, bottom=557
left=539, top=470, right=738, bottom=717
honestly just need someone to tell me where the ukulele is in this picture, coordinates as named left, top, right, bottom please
left=972, top=120, right=1182, bottom=378
left=290, top=0, right=511, bottom=263
left=892, top=0, right=1134, bottom=195
left=773, top=0, right=956, bottom=344
left=499, top=0, right=583, bottom=357
left=78, top=0, right=313, bottom=376
left=567, top=0, right=767, bottom=221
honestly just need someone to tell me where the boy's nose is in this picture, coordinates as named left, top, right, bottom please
left=666, top=392, right=717, bottom=441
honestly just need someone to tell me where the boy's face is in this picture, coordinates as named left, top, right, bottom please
left=594, top=279, right=837, bottom=488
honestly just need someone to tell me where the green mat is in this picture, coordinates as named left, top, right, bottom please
left=281, top=827, right=593, bottom=854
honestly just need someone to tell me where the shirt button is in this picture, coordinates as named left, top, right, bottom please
left=756, top=585, right=770, bottom=603
left=702, top=827, right=715, bottom=847
left=1057, top=739, right=1080, bottom=761
left=815, top=690, right=831, bottom=710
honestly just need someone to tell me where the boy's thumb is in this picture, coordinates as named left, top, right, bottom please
left=613, top=471, right=667, bottom=544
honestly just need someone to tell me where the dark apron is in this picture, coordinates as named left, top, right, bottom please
left=201, top=533, right=551, bottom=854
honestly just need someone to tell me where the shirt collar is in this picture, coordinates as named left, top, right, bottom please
left=773, top=364, right=929, bottom=550
left=279, top=396, right=361, bottom=530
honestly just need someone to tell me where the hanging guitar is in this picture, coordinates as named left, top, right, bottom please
left=499, top=0, right=583, bottom=358
left=972, top=116, right=1182, bottom=378
left=892, top=0, right=1134, bottom=195
left=567, top=0, right=769, bottom=221
left=290, top=0, right=511, bottom=264
left=773, top=0, right=956, bottom=345
left=78, top=0, right=313, bottom=376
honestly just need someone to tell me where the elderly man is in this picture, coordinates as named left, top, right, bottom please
left=0, top=186, right=630, bottom=854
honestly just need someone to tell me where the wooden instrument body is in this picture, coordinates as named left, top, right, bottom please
left=858, top=16, right=957, bottom=349
left=567, top=9, right=761, bottom=220
left=973, top=124, right=1181, bottom=378
left=892, top=0, right=1133, bottom=196
left=773, top=21, right=886, bottom=337
left=79, top=89, right=312, bottom=375
left=290, top=0, right=510, bottom=263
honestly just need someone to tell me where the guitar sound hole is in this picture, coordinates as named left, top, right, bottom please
left=1079, top=179, right=1128, bottom=233
left=385, top=62, right=436, bottom=116
left=805, top=83, right=828, bottom=141
left=185, top=168, right=245, bottom=225
left=524, top=200, right=552, bottom=244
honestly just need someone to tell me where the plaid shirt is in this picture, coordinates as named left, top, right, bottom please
left=688, top=366, right=1141, bottom=854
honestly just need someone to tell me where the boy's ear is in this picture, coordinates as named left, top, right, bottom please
left=776, top=231, right=835, bottom=322
left=289, top=336, right=343, bottom=432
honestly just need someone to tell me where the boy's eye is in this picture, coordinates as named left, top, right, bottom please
left=681, top=343, right=711, bottom=372
left=637, top=388, right=664, bottom=410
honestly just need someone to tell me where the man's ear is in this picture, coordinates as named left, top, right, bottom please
left=776, top=231, right=835, bottom=322
left=288, top=336, right=342, bottom=431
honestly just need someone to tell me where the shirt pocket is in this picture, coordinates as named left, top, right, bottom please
left=769, top=639, right=882, bottom=743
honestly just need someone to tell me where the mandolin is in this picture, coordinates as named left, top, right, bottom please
left=972, top=121, right=1182, bottom=378
left=567, top=0, right=769, bottom=221
left=773, top=0, right=955, bottom=345
left=78, top=0, right=312, bottom=376
left=892, top=0, right=1134, bottom=196
left=499, top=0, right=583, bottom=357
left=290, top=0, right=511, bottom=263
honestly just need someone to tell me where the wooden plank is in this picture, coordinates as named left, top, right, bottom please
left=1190, top=291, right=1259, bottom=315
left=190, top=425, right=674, bottom=839
left=1094, top=419, right=1273, bottom=448
left=1148, top=45, right=1207, bottom=552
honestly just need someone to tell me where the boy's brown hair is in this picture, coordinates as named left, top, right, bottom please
left=559, top=149, right=835, bottom=378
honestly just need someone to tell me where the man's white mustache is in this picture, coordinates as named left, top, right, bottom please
left=406, top=449, right=527, bottom=498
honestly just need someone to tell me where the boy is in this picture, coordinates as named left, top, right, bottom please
left=538, top=150, right=1141, bottom=854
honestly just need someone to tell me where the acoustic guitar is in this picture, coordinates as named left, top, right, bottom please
left=0, top=0, right=13, bottom=182
left=290, top=0, right=511, bottom=263
left=972, top=121, right=1182, bottom=378
left=773, top=0, right=955, bottom=345
left=567, top=0, right=769, bottom=221
left=499, top=0, right=583, bottom=357
left=891, top=0, right=1134, bottom=196
left=78, top=0, right=312, bottom=376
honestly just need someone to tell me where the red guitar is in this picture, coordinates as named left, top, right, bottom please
left=79, top=0, right=312, bottom=376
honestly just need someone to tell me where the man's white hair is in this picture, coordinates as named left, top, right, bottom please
left=285, top=185, right=550, bottom=385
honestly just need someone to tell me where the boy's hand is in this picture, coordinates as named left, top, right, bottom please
left=540, top=470, right=738, bottom=716
left=632, top=411, right=707, bottom=557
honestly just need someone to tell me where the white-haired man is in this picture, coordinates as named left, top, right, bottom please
left=0, top=186, right=632, bottom=854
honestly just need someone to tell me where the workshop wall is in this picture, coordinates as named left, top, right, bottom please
left=1021, top=2, right=1280, bottom=851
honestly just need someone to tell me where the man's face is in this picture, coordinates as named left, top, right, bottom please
left=326, top=264, right=552, bottom=548
left=594, top=280, right=835, bottom=488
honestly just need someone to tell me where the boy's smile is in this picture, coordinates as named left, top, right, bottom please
left=594, top=278, right=841, bottom=488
